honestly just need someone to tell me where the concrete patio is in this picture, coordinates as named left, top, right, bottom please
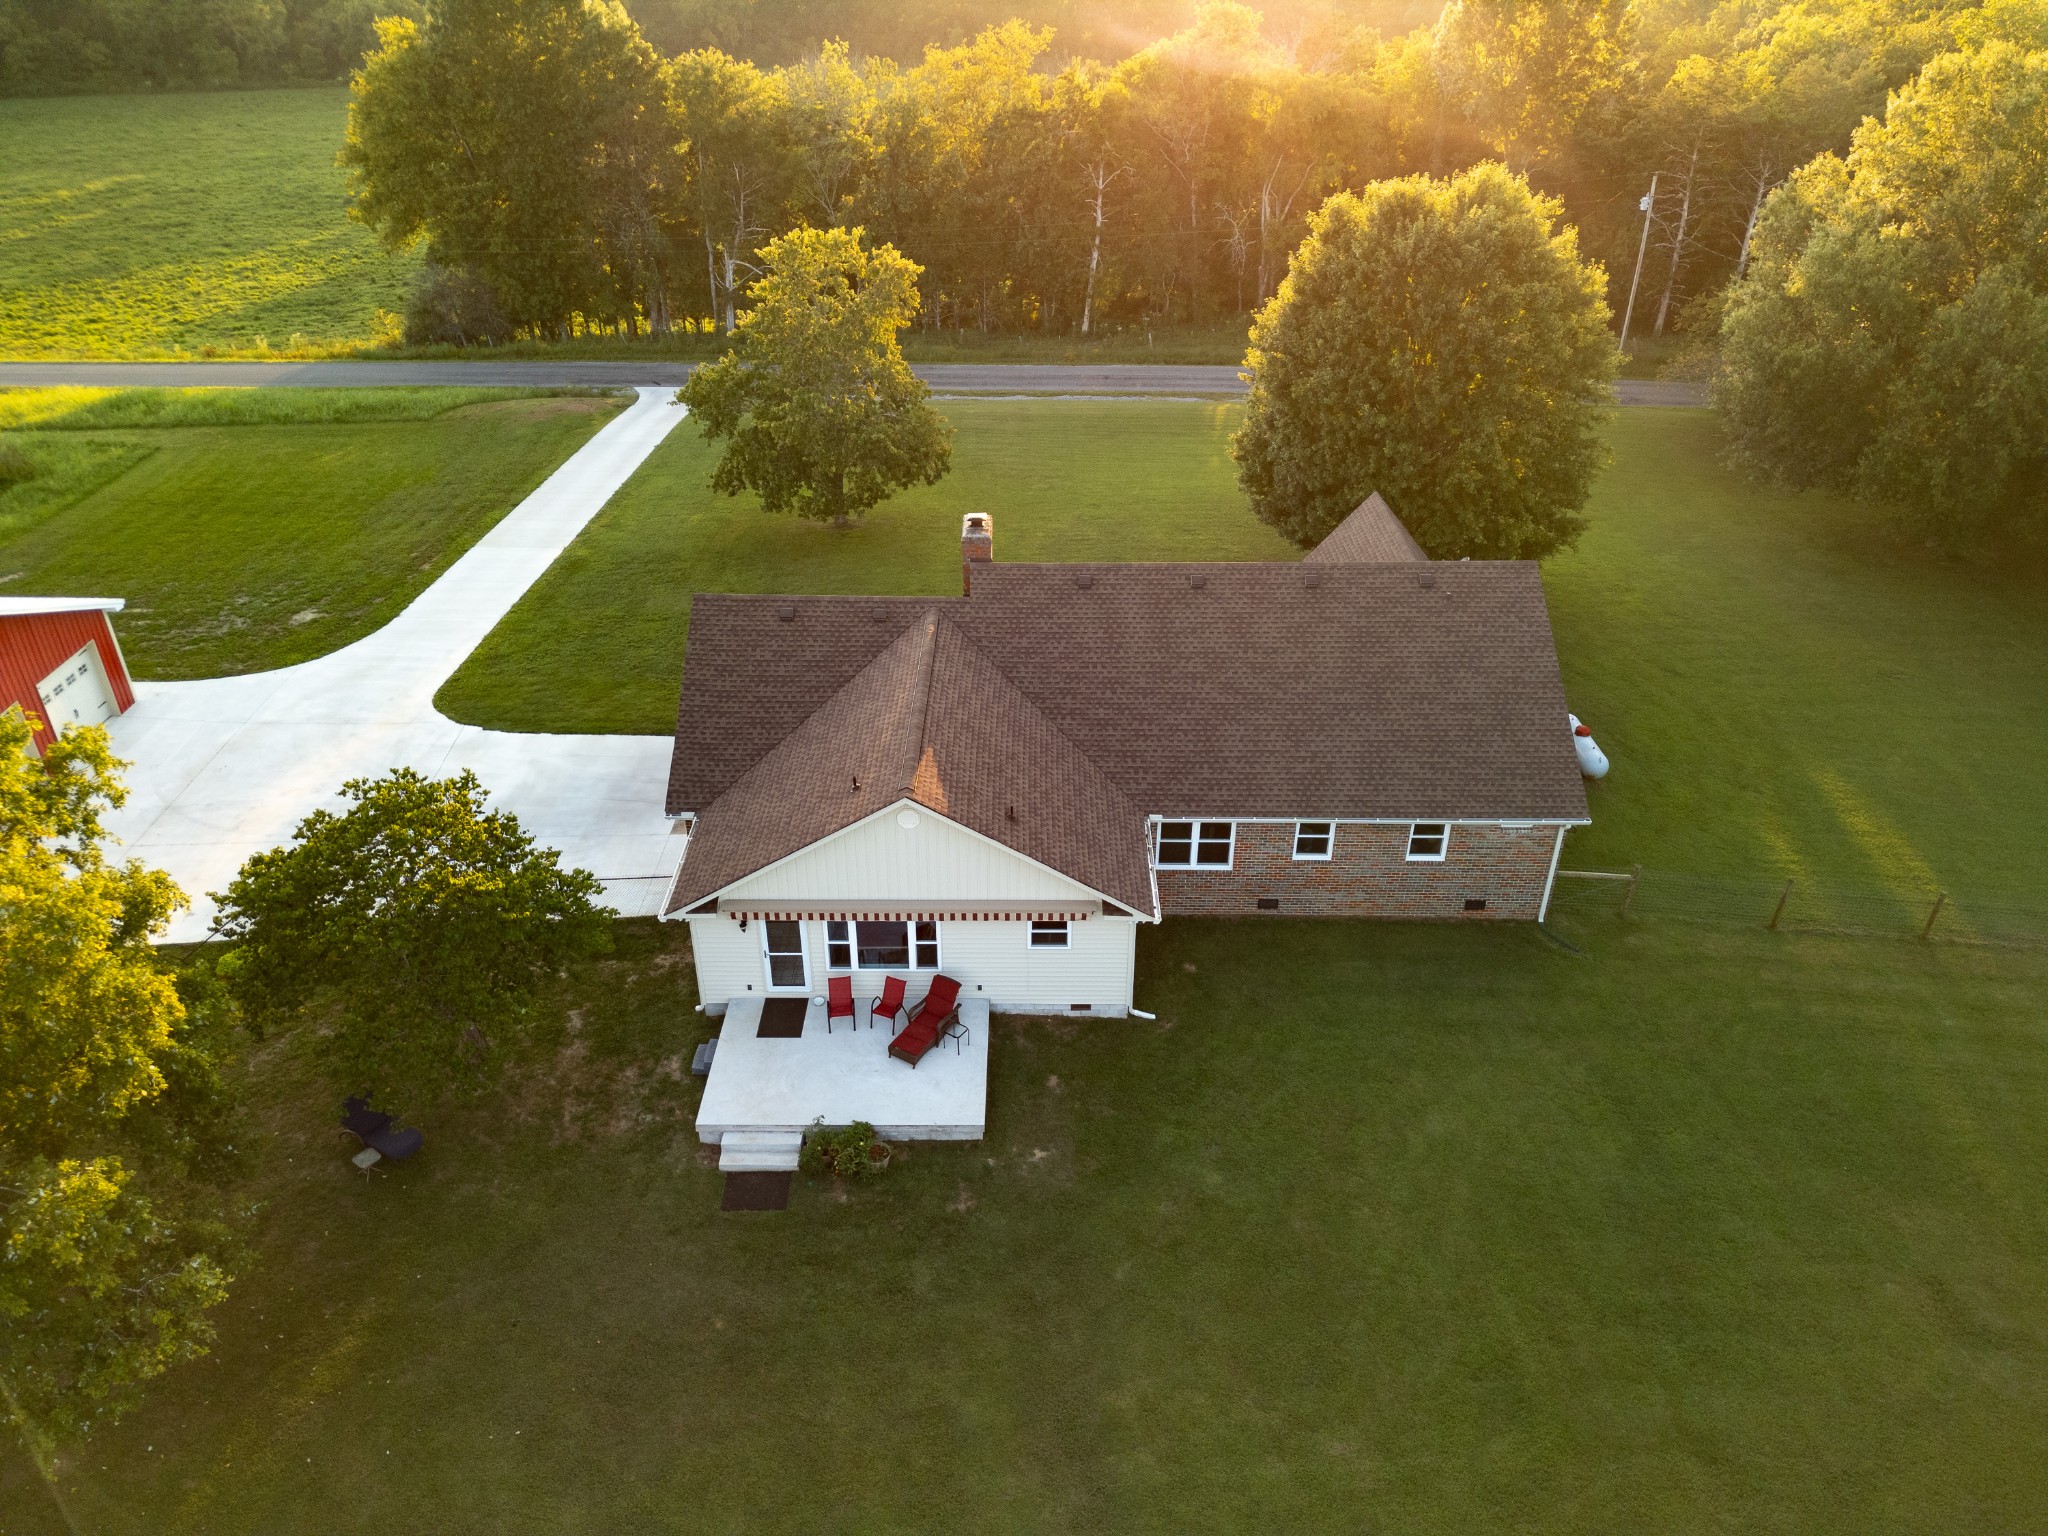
left=697, top=995, right=992, bottom=1149
left=102, top=386, right=690, bottom=941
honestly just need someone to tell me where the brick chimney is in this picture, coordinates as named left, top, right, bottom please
left=961, top=512, right=994, bottom=594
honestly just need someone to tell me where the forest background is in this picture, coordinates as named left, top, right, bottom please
left=0, top=0, right=1989, bottom=351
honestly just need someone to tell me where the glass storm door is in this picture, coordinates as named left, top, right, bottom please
left=761, top=920, right=809, bottom=992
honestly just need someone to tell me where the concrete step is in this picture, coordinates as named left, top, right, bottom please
left=718, top=1130, right=803, bottom=1172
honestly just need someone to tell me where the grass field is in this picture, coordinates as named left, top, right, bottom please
left=5, top=911, right=2044, bottom=1534
left=0, top=89, right=419, bottom=360
left=0, top=387, right=621, bottom=676
left=436, top=396, right=1293, bottom=731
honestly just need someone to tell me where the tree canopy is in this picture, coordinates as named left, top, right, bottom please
left=1232, top=161, right=1616, bottom=558
left=1718, top=12, right=2048, bottom=550
left=212, top=768, right=612, bottom=1104
left=0, top=711, right=235, bottom=1449
left=679, top=226, right=953, bottom=521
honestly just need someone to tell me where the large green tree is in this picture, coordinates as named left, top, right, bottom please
left=342, top=0, right=674, bottom=337
left=1718, top=16, right=2048, bottom=550
left=1232, top=161, right=1615, bottom=558
left=0, top=712, right=234, bottom=1456
left=213, top=769, right=612, bottom=1103
left=679, top=225, right=952, bottom=522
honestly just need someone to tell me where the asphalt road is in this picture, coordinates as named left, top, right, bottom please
left=0, top=359, right=1706, bottom=405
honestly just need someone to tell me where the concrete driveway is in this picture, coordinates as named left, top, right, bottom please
left=105, top=386, right=691, bottom=942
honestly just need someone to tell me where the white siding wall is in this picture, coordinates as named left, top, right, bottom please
left=688, top=913, right=1137, bottom=1016
left=720, top=802, right=1094, bottom=902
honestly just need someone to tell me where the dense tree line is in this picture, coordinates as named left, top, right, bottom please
left=0, top=0, right=419, bottom=93
left=0, top=0, right=1427, bottom=93
left=1720, top=0, right=2048, bottom=551
left=338, top=0, right=1998, bottom=346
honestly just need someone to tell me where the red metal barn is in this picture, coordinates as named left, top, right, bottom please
left=0, top=597, right=136, bottom=753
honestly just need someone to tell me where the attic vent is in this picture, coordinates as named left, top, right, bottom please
left=1189, top=573, right=1207, bottom=589
left=870, top=604, right=888, bottom=622
left=1302, top=570, right=1323, bottom=589
left=775, top=603, right=796, bottom=620
left=1417, top=570, right=1437, bottom=590
left=1074, top=572, right=1094, bottom=589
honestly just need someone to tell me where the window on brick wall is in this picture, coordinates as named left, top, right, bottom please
left=1406, top=823, right=1448, bottom=861
left=1155, top=820, right=1234, bottom=868
left=1292, top=821, right=1333, bottom=860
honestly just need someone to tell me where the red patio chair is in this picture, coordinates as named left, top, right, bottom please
left=869, top=974, right=908, bottom=1032
left=826, top=974, right=856, bottom=1033
left=888, top=975, right=963, bottom=1068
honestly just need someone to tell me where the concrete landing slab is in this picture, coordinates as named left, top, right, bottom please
left=697, top=996, right=990, bottom=1144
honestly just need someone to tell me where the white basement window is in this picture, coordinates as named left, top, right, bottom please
left=1406, top=823, right=1449, bottom=861
left=1029, top=920, right=1070, bottom=948
left=1293, top=821, right=1334, bottom=860
left=828, top=919, right=939, bottom=970
left=1155, top=820, right=1234, bottom=868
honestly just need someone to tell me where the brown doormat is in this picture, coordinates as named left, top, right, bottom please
left=721, top=1171, right=793, bottom=1211
left=756, top=997, right=808, bottom=1037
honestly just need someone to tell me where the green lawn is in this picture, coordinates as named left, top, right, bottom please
left=0, top=388, right=623, bottom=677
left=6, top=912, right=2044, bottom=1533
left=437, top=396, right=1291, bottom=732
left=0, top=88, right=419, bottom=359
left=1550, top=410, right=2048, bottom=900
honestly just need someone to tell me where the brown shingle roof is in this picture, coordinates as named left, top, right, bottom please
left=665, top=611, right=1156, bottom=915
left=667, top=562, right=1587, bottom=832
left=1303, top=492, right=1428, bottom=564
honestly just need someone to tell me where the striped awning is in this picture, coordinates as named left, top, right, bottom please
left=718, top=900, right=1100, bottom=922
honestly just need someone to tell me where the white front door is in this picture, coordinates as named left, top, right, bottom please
left=760, top=919, right=810, bottom=992
left=37, top=643, right=118, bottom=732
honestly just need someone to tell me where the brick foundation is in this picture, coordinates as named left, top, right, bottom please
left=1153, top=821, right=1564, bottom=921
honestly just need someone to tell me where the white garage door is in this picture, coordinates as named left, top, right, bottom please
left=37, top=642, right=119, bottom=732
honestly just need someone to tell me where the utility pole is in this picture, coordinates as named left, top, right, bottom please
left=1618, top=172, right=1658, bottom=355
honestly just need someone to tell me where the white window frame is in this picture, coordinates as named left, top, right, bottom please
left=1292, top=821, right=1334, bottom=861
left=1029, top=920, right=1070, bottom=948
left=825, top=920, right=852, bottom=971
left=1406, top=822, right=1449, bottom=862
left=1153, top=820, right=1235, bottom=870
left=759, top=919, right=811, bottom=992
left=845, top=918, right=940, bottom=972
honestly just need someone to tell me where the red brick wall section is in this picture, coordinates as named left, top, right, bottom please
left=1154, top=821, right=1562, bottom=921
left=0, top=610, right=135, bottom=754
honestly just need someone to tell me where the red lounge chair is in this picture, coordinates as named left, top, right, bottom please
left=870, top=974, right=908, bottom=1032
left=826, top=974, right=856, bottom=1032
left=889, top=976, right=963, bottom=1067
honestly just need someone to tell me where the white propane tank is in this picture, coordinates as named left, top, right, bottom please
left=1569, top=713, right=1610, bottom=779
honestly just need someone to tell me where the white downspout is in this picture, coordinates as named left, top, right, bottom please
left=1538, top=824, right=1570, bottom=922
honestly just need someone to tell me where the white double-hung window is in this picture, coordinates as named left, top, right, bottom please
left=1154, top=820, right=1234, bottom=868
left=1406, top=823, right=1449, bottom=861
left=826, top=919, right=939, bottom=970
left=1292, top=821, right=1334, bottom=860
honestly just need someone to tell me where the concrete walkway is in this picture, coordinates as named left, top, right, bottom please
left=104, top=386, right=691, bottom=942
left=0, top=359, right=1707, bottom=406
